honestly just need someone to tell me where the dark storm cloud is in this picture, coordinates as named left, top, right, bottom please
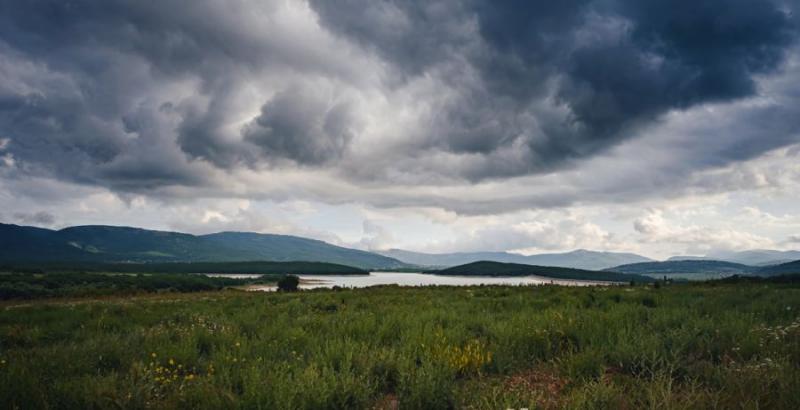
left=0, top=0, right=360, bottom=191
left=311, top=0, right=798, bottom=179
left=0, top=0, right=227, bottom=190
left=0, top=0, right=798, bottom=210
left=556, top=0, right=796, bottom=137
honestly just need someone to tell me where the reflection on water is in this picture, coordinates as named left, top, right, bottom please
left=211, top=272, right=613, bottom=291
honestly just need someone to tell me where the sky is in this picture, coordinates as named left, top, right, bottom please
left=1, top=0, right=799, bottom=260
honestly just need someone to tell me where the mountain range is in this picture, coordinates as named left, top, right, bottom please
left=0, top=223, right=405, bottom=270
left=2, top=223, right=798, bottom=275
left=378, top=248, right=653, bottom=270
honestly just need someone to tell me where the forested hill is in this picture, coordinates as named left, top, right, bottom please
left=606, top=260, right=756, bottom=275
left=0, top=223, right=405, bottom=270
left=433, top=261, right=654, bottom=282
left=757, top=259, right=800, bottom=276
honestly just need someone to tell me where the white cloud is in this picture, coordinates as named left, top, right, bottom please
left=634, top=209, right=775, bottom=255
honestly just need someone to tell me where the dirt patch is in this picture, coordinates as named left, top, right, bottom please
left=504, top=368, right=569, bottom=409
left=371, top=393, right=399, bottom=410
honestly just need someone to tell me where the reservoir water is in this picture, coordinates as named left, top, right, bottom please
left=207, top=272, right=614, bottom=290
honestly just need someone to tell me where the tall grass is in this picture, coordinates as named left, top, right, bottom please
left=1, top=283, right=799, bottom=409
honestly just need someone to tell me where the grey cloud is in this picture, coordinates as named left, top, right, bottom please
left=0, top=0, right=365, bottom=192
left=243, top=85, right=356, bottom=166
left=309, top=0, right=477, bottom=77
left=175, top=84, right=258, bottom=169
left=13, top=211, right=56, bottom=226
left=311, top=0, right=798, bottom=180
left=0, top=0, right=799, bottom=217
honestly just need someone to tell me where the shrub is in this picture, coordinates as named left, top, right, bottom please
left=277, top=275, right=300, bottom=292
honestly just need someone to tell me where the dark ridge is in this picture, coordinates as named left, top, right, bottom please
left=757, top=259, right=800, bottom=276
left=606, top=260, right=756, bottom=275
left=0, top=223, right=405, bottom=270
left=432, top=261, right=655, bottom=283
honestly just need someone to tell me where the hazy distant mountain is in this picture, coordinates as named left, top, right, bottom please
left=757, top=259, right=800, bottom=276
left=607, top=260, right=756, bottom=276
left=667, top=250, right=800, bottom=266
left=526, top=249, right=653, bottom=270
left=0, top=223, right=406, bottom=270
left=706, top=250, right=800, bottom=266
left=378, top=248, right=652, bottom=270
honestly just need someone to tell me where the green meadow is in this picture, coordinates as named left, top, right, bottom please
left=1, top=283, right=799, bottom=409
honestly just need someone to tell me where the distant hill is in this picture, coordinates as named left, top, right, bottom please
left=526, top=250, right=653, bottom=270
left=705, top=249, right=800, bottom=266
left=378, top=249, right=530, bottom=267
left=0, top=223, right=406, bottom=270
left=607, top=260, right=756, bottom=276
left=434, top=261, right=654, bottom=283
left=757, top=259, right=800, bottom=276
left=378, top=248, right=652, bottom=270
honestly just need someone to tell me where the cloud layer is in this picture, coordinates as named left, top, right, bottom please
left=1, top=0, right=799, bottom=256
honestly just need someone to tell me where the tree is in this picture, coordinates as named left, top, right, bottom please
left=277, top=275, right=300, bottom=292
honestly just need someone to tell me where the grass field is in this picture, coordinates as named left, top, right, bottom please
left=1, top=283, right=799, bottom=409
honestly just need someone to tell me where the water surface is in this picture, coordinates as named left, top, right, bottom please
left=227, top=272, right=613, bottom=291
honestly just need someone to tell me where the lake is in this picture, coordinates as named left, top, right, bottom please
left=206, top=272, right=615, bottom=290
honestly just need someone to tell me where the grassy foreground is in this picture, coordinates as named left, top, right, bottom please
left=1, top=283, right=799, bottom=409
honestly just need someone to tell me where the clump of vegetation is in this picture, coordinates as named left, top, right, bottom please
left=277, top=275, right=300, bottom=292
left=0, top=283, right=799, bottom=409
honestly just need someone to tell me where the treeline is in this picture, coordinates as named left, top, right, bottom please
left=0, top=272, right=258, bottom=300
left=0, top=260, right=366, bottom=275
left=710, top=274, right=800, bottom=285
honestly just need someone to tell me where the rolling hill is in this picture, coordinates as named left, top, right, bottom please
left=606, top=260, right=756, bottom=276
left=668, top=250, right=800, bottom=266
left=0, top=223, right=406, bottom=270
left=526, top=249, right=653, bottom=270
left=757, top=259, right=800, bottom=276
left=705, top=249, right=800, bottom=266
left=433, top=261, right=655, bottom=282
left=378, top=248, right=652, bottom=270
